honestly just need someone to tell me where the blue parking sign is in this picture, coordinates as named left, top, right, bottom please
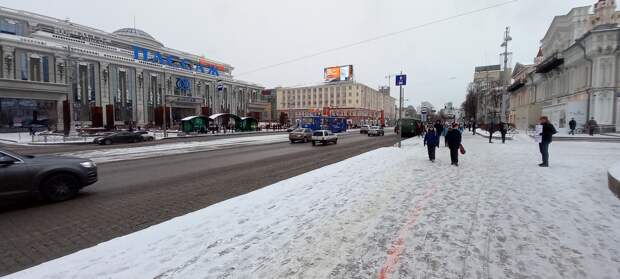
left=396, top=75, right=407, bottom=86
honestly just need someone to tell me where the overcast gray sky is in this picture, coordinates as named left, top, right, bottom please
left=0, top=0, right=597, bottom=108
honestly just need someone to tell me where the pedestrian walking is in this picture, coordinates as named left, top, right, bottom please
left=472, top=121, right=477, bottom=136
left=443, top=124, right=449, bottom=147
left=500, top=122, right=508, bottom=144
left=568, top=118, right=577, bottom=135
left=488, top=122, right=495, bottom=143
left=587, top=117, right=598, bottom=136
left=538, top=116, right=557, bottom=167
left=434, top=121, right=444, bottom=148
left=424, top=127, right=439, bottom=162
left=445, top=123, right=463, bottom=166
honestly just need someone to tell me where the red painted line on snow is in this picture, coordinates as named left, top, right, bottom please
left=378, top=185, right=438, bottom=279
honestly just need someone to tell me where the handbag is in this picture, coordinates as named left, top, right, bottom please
left=459, top=144, right=466, bottom=155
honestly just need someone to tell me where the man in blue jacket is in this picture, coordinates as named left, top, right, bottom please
left=424, top=126, right=439, bottom=162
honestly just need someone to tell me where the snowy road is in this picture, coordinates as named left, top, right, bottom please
left=6, top=133, right=620, bottom=279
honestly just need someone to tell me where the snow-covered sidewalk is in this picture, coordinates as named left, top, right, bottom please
left=6, top=133, right=620, bottom=279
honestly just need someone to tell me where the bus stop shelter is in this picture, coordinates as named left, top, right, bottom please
left=180, top=115, right=210, bottom=133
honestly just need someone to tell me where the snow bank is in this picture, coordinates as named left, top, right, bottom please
left=61, top=134, right=290, bottom=163
left=6, top=134, right=620, bottom=279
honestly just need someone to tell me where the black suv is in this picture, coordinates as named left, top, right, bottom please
left=0, top=150, right=98, bottom=202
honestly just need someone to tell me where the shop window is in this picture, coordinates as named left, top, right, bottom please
left=29, top=57, right=41, bottom=82
left=42, top=56, right=50, bottom=82
left=19, top=53, right=28, bottom=80
left=89, top=64, right=96, bottom=103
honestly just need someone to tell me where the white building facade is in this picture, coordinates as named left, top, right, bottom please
left=0, top=6, right=262, bottom=132
left=531, top=0, right=620, bottom=133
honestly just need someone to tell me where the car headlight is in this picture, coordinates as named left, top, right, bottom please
left=80, top=161, right=96, bottom=168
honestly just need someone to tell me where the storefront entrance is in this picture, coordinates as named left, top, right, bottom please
left=171, top=107, right=198, bottom=126
left=0, top=98, right=58, bottom=131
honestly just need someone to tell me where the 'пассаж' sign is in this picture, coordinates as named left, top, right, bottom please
left=133, top=46, right=221, bottom=77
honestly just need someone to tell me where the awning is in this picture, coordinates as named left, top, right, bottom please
left=507, top=80, right=525, bottom=92
left=536, top=55, right=564, bottom=73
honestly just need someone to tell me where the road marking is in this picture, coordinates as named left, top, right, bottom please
left=378, top=185, right=438, bottom=279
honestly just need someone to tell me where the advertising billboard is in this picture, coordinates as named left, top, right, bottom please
left=324, top=65, right=354, bottom=82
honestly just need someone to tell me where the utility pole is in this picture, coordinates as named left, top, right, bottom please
left=395, top=71, right=406, bottom=148
left=500, top=26, right=512, bottom=123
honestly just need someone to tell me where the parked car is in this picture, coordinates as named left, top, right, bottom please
left=93, top=131, right=144, bottom=145
left=311, top=130, right=338, bottom=146
left=0, top=149, right=98, bottom=202
left=360, top=125, right=371, bottom=134
left=135, top=131, right=155, bottom=141
left=368, top=126, right=385, bottom=136
left=289, top=128, right=313, bottom=143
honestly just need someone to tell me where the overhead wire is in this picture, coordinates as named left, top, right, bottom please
left=235, top=0, right=519, bottom=77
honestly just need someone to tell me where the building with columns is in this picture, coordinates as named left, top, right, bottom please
left=0, top=6, right=263, bottom=132
left=525, top=0, right=620, bottom=133
left=275, top=81, right=396, bottom=126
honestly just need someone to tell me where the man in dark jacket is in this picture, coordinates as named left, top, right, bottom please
left=488, top=122, right=495, bottom=143
left=434, top=121, right=444, bottom=148
left=445, top=123, right=462, bottom=166
left=424, top=127, right=439, bottom=162
left=500, top=122, right=508, bottom=144
left=538, top=116, right=557, bottom=167
left=472, top=121, right=477, bottom=135
left=587, top=117, right=598, bottom=136
left=568, top=118, right=577, bottom=135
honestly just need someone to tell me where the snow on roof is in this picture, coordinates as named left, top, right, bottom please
left=181, top=116, right=199, bottom=121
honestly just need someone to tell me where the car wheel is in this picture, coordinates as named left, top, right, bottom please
left=334, top=139, right=338, bottom=144
left=148, top=137, right=154, bottom=141
left=312, top=141, right=316, bottom=146
left=304, top=137, right=309, bottom=143
left=321, top=140, right=326, bottom=145
left=104, top=139, right=112, bottom=145
left=40, top=173, right=79, bottom=202
left=290, top=140, right=295, bottom=144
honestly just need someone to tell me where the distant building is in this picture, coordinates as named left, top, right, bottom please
left=469, top=64, right=509, bottom=124
left=275, top=81, right=396, bottom=126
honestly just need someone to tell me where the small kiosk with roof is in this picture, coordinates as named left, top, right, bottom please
left=180, top=116, right=210, bottom=133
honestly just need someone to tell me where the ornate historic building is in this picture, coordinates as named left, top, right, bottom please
left=0, top=6, right=263, bottom=132
left=528, top=0, right=620, bottom=133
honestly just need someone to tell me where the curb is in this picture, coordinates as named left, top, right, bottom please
left=159, top=131, right=288, bottom=141
left=608, top=163, right=620, bottom=199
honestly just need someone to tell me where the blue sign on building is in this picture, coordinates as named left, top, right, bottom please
left=176, top=78, right=191, bottom=91
left=217, top=83, right=224, bottom=92
left=133, top=46, right=220, bottom=77
left=396, top=75, right=407, bottom=86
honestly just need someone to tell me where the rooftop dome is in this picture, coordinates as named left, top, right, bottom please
left=113, top=28, right=163, bottom=47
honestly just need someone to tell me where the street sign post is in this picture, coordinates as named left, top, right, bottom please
left=395, top=73, right=407, bottom=148
left=396, top=75, right=407, bottom=86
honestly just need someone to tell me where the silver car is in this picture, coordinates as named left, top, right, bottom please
left=360, top=125, right=370, bottom=134
left=368, top=126, right=385, bottom=136
left=289, top=128, right=313, bottom=143
left=311, top=130, right=338, bottom=146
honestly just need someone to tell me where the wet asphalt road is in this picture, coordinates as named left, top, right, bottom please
left=0, top=131, right=399, bottom=276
